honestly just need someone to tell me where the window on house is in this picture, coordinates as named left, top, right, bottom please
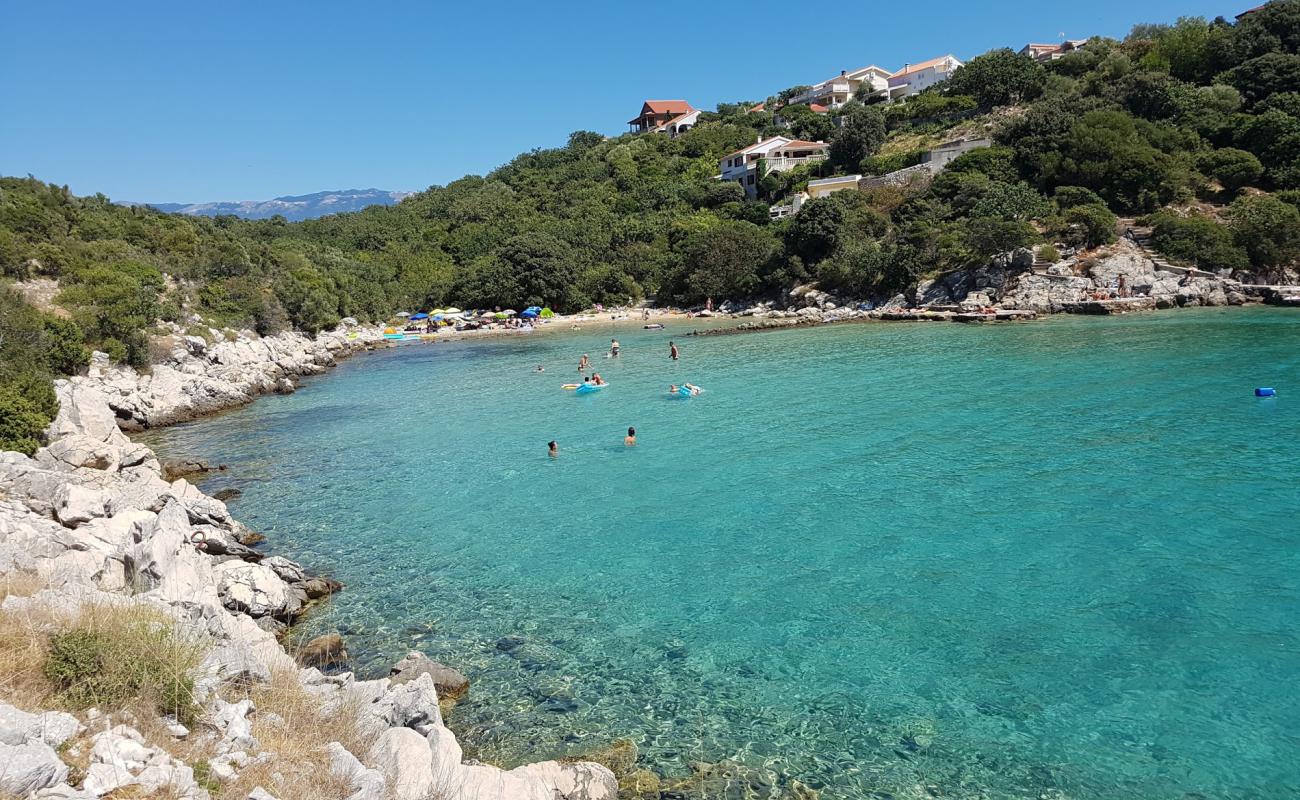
left=747, top=174, right=755, bottom=185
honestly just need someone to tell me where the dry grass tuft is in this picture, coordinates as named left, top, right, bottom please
left=182, top=668, right=365, bottom=800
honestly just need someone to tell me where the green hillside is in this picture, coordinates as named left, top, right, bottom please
left=4, top=1, right=1300, bottom=452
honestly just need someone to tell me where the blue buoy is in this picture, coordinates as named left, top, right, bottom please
left=1256, top=387, right=1277, bottom=397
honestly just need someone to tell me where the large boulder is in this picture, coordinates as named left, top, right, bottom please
left=54, top=484, right=110, bottom=527
left=0, top=702, right=84, bottom=748
left=365, top=727, right=435, bottom=800
left=214, top=561, right=294, bottom=619
left=0, top=741, right=69, bottom=795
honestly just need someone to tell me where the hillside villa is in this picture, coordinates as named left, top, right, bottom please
left=788, top=65, right=893, bottom=107
left=1019, top=40, right=1088, bottom=62
left=886, top=55, right=963, bottom=100
left=720, top=136, right=829, bottom=197
left=628, top=100, right=700, bottom=135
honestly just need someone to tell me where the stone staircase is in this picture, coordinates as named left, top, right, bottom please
left=1118, top=218, right=1218, bottom=278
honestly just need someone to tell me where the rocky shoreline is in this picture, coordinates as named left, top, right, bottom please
left=690, top=240, right=1292, bottom=336
left=0, top=327, right=619, bottom=798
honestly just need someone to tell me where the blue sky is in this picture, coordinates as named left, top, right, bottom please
left=0, top=0, right=1240, bottom=203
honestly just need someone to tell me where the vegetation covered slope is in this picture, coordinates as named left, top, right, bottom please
left=3, top=2, right=1300, bottom=453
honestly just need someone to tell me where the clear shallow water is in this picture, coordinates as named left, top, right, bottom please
left=151, top=311, right=1300, bottom=799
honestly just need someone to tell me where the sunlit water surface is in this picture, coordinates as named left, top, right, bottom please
left=149, top=310, right=1300, bottom=799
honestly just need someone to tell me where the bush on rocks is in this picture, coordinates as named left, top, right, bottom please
left=41, top=606, right=204, bottom=725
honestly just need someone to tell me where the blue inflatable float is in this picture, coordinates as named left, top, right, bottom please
left=1255, top=387, right=1277, bottom=397
left=575, top=383, right=605, bottom=395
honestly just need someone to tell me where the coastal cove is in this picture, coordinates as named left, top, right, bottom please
left=149, top=309, right=1300, bottom=800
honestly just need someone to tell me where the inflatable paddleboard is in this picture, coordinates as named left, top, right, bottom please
left=562, top=384, right=580, bottom=390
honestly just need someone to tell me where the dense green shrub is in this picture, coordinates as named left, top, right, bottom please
left=1227, top=193, right=1300, bottom=266
left=1149, top=211, right=1249, bottom=270
left=1064, top=205, right=1119, bottom=248
left=44, top=611, right=203, bottom=725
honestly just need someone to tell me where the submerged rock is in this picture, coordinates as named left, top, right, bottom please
left=298, top=632, right=349, bottom=668
left=389, top=651, right=469, bottom=701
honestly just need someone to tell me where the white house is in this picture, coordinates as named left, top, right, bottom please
left=887, top=55, right=963, bottom=100
left=719, top=136, right=829, bottom=198
left=1018, top=40, right=1088, bottom=63
left=789, top=65, right=893, bottom=108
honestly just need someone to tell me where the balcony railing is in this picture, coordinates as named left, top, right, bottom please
left=761, top=154, right=828, bottom=175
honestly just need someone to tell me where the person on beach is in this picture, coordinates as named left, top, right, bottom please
left=548, top=441, right=558, bottom=458
left=625, top=427, right=636, bottom=446
left=669, top=341, right=679, bottom=361
left=643, top=308, right=650, bottom=321
left=610, top=339, right=620, bottom=357
left=579, top=354, right=590, bottom=373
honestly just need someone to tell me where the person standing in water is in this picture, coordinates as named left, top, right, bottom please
left=548, top=441, right=558, bottom=458
left=669, top=341, right=679, bottom=361
left=610, top=339, right=620, bottom=357
left=624, top=427, right=636, bottom=446
left=578, top=354, right=590, bottom=373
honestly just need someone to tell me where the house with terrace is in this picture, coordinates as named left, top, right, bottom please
left=886, top=55, right=963, bottom=100
left=1019, top=40, right=1088, bottom=63
left=789, top=65, right=893, bottom=107
left=719, top=136, right=829, bottom=198
left=628, top=100, right=699, bottom=136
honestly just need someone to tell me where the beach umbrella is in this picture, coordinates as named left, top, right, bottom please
left=502, top=309, right=517, bottom=316
left=540, top=308, right=555, bottom=318
left=494, top=312, right=509, bottom=319
left=520, top=310, right=539, bottom=319
left=443, top=307, right=462, bottom=314
left=432, top=314, right=445, bottom=321
left=395, top=311, right=410, bottom=318
left=409, top=312, right=429, bottom=320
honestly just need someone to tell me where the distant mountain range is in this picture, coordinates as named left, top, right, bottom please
left=138, top=189, right=412, bottom=221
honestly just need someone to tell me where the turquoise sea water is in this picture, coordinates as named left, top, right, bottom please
left=151, top=310, right=1300, bottom=799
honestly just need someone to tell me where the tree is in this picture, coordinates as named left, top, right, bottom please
left=786, top=198, right=846, bottom=264
left=1227, top=193, right=1300, bottom=267
left=674, top=221, right=775, bottom=303
left=1063, top=205, right=1119, bottom=248
left=963, top=219, right=1038, bottom=259
left=1149, top=211, right=1249, bottom=271
left=1198, top=148, right=1264, bottom=192
left=945, top=48, right=1047, bottom=107
left=1220, top=53, right=1300, bottom=105
left=828, top=106, right=886, bottom=171
left=1231, top=0, right=1300, bottom=60
left=494, top=232, right=583, bottom=310
left=1043, top=110, right=1181, bottom=212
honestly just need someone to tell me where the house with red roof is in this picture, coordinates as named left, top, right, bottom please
left=719, top=136, right=829, bottom=198
left=628, top=100, right=700, bottom=136
left=887, top=55, right=964, bottom=100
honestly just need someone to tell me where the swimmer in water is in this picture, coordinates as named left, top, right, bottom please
left=624, top=426, right=636, bottom=446
left=669, top=341, right=679, bottom=361
left=548, top=441, right=558, bottom=458
left=610, top=339, right=620, bottom=357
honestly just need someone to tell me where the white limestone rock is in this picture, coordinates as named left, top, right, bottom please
left=0, top=702, right=84, bottom=748
left=214, top=560, right=292, bottom=619
left=0, top=741, right=69, bottom=796
left=54, top=484, right=110, bottom=527
left=365, top=727, right=435, bottom=800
